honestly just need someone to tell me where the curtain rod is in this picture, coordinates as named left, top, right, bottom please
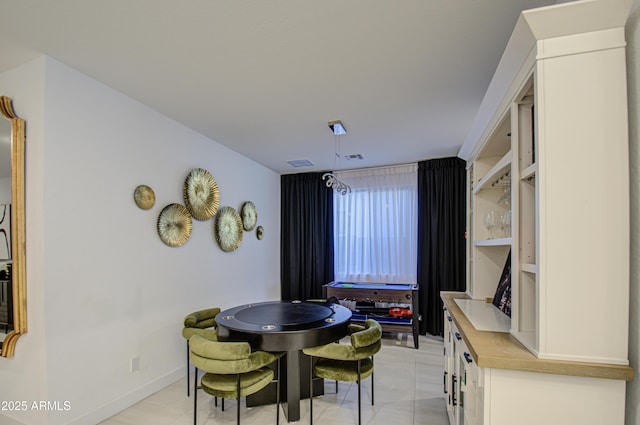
left=334, top=162, right=418, bottom=174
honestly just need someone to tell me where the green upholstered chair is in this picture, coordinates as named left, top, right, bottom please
left=302, top=319, right=382, bottom=425
left=182, top=307, right=221, bottom=396
left=189, top=334, right=284, bottom=425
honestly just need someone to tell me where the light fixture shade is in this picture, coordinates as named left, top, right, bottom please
left=328, top=120, right=347, bottom=135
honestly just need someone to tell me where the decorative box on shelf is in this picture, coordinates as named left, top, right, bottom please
left=323, top=281, right=420, bottom=349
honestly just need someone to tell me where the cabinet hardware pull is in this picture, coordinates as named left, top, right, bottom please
left=455, top=332, right=461, bottom=341
left=452, top=374, right=457, bottom=406
left=464, top=352, right=473, bottom=363
left=443, top=371, right=448, bottom=393
left=447, top=315, right=452, bottom=322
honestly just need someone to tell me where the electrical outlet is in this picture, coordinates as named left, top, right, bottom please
left=130, top=356, right=140, bottom=372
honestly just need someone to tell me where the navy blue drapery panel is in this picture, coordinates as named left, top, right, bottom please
left=281, top=172, right=334, bottom=301
left=417, top=157, right=467, bottom=336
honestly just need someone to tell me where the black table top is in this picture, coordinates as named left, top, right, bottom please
left=216, top=300, right=352, bottom=351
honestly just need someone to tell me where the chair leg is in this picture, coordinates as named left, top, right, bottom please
left=276, top=357, right=281, bottom=425
left=187, top=341, right=190, bottom=397
left=236, top=374, right=241, bottom=425
left=357, top=360, right=362, bottom=425
left=371, top=356, right=375, bottom=405
left=193, top=366, right=198, bottom=425
left=309, top=355, right=314, bottom=425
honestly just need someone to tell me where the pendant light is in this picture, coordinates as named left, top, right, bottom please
left=322, top=120, right=352, bottom=195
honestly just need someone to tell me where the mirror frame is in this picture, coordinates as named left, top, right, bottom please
left=0, top=96, right=26, bottom=357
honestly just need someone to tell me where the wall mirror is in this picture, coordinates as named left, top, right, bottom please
left=0, top=96, right=26, bottom=357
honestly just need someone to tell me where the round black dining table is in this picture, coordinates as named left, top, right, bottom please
left=216, top=300, right=352, bottom=422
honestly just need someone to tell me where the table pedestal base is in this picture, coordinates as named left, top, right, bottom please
left=246, top=351, right=324, bottom=422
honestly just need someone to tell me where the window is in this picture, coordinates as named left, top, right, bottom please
left=333, top=164, right=417, bottom=283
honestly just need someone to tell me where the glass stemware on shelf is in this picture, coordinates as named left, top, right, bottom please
left=498, top=186, right=511, bottom=210
left=501, top=210, right=511, bottom=239
left=484, top=209, right=511, bottom=239
left=484, top=210, right=500, bottom=239
left=498, top=187, right=511, bottom=238
left=481, top=180, right=512, bottom=240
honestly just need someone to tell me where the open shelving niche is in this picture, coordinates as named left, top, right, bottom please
left=467, top=108, right=512, bottom=303
left=511, top=77, right=537, bottom=353
left=466, top=73, right=540, bottom=351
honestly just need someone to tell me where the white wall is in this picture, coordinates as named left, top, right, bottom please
left=0, top=177, right=10, bottom=203
left=626, top=1, right=640, bottom=424
left=0, top=56, right=281, bottom=425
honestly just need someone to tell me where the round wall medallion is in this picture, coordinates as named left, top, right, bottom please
left=256, top=225, right=264, bottom=240
left=183, top=168, right=220, bottom=221
left=134, top=185, right=155, bottom=210
left=214, top=206, right=243, bottom=252
left=157, top=203, right=193, bottom=247
left=240, top=201, right=258, bottom=231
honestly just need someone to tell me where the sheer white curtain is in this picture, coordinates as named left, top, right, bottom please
left=333, top=164, right=418, bottom=283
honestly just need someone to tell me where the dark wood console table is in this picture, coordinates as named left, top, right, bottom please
left=324, top=281, right=420, bottom=349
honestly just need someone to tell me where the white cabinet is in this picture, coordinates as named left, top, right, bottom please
left=444, top=308, right=480, bottom=425
left=461, top=0, right=631, bottom=364
left=443, top=310, right=454, bottom=423
left=442, top=295, right=630, bottom=425
left=445, top=0, right=634, bottom=424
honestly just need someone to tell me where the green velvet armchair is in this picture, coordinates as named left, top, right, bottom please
left=189, top=334, right=284, bottom=425
left=182, top=307, right=220, bottom=396
left=302, top=319, right=382, bottom=425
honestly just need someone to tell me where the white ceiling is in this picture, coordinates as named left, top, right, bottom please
left=0, top=0, right=557, bottom=174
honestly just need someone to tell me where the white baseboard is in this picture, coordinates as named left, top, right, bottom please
left=66, top=366, right=185, bottom=425
left=0, top=413, right=28, bottom=425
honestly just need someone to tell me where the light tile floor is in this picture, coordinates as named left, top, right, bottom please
left=99, top=333, right=449, bottom=425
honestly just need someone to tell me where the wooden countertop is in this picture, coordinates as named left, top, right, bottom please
left=441, top=291, right=634, bottom=381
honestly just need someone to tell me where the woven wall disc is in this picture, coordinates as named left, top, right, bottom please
left=134, top=184, right=156, bottom=210
left=157, top=203, right=192, bottom=247
left=183, top=168, right=219, bottom=221
left=214, top=206, right=243, bottom=252
left=240, top=201, right=257, bottom=231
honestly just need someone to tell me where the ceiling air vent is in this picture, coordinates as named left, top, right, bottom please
left=287, top=159, right=315, bottom=168
left=344, top=154, right=364, bottom=160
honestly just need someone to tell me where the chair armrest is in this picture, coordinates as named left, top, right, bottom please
left=182, top=327, right=218, bottom=341
left=351, top=319, right=382, bottom=348
left=184, top=307, right=221, bottom=328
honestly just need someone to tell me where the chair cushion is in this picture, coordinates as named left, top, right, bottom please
left=314, top=358, right=374, bottom=382
left=200, top=367, right=274, bottom=398
left=183, top=307, right=221, bottom=328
